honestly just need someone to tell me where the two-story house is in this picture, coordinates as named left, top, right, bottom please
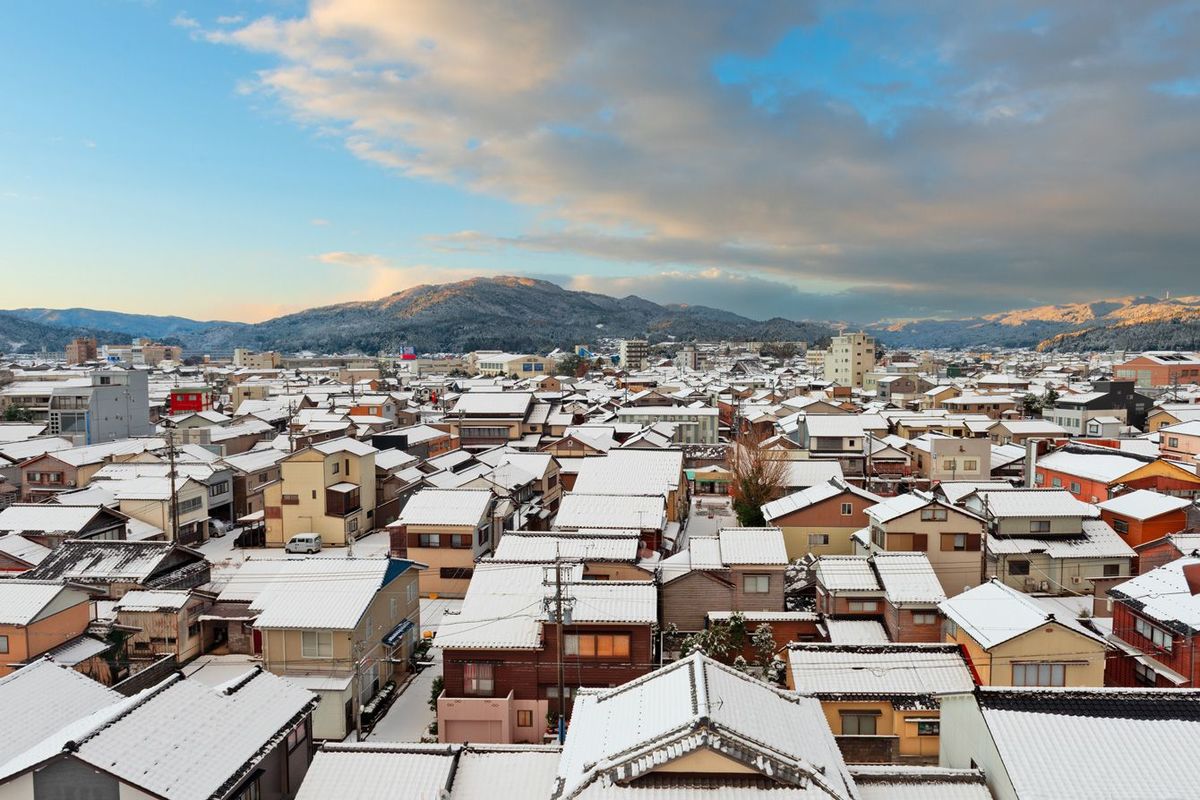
left=813, top=552, right=947, bottom=643
left=388, top=488, right=498, bottom=597
left=761, top=478, right=882, bottom=559
left=1097, top=490, right=1191, bottom=550
left=658, top=527, right=789, bottom=633
left=0, top=580, right=94, bottom=677
left=249, top=557, right=423, bottom=740
left=1107, top=556, right=1200, bottom=687
left=435, top=560, right=656, bottom=744
left=263, top=437, right=378, bottom=548
left=854, top=491, right=987, bottom=597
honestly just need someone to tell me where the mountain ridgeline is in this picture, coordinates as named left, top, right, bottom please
left=5, top=281, right=1200, bottom=356
left=0, top=277, right=834, bottom=355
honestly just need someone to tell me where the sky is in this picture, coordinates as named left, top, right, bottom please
left=2, top=1, right=1198, bottom=324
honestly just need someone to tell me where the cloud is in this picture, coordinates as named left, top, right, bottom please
left=171, top=12, right=199, bottom=29
left=315, top=251, right=500, bottom=299
left=309, top=217, right=331, bottom=226
left=216, top=15, right=244, bottom=25
left=208, top=1, right=1200, bottom=315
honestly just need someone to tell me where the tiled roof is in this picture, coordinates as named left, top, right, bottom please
left=397, top=488, right=493, bottom=527
left=787, top=644, right=975, bottom=696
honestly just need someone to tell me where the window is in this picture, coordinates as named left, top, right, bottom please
left=963, top=459, right=978, bottom=471
left=390, top=597, right=398, bottom=620
left=743, top=574, right=771, bottom=594
left=1169, top=437, right=1180, bottom=448
left=0, top=635, right=7, bottom=654
left=1030, top=520, right=1051, bottom=533
left=301, top=630, right=332, bottom=658
left=920, top=508, right=948, bottom=521
left=916, top=720, right=940, bottom=736
left=440, top=567, right=474, bottom=580
left=1113, top=519, right=1129, bottom=534
left=840, top=502, right=853, bottom=516
left=1103, top=563, right=1121, bottom=577
left=1012, top=662, right=1066, bottom=687
left=840, top=713, right=877, bottom=735
left=1009, top=559, right=1030, bottom=576
left=545, top=685, right=574, bottom=699
left=477, top=527, right=489, bottom=546
left=177, top=496, right=203, bottom=515
left=407, top=582, right=418, bottom=605
left=418, top=534, right=441, bottom=548
left=231, top=777, right=262, bottom=800
left=942, top=459, right=956, bottom=471
left=564, top=633, right=632, bottom=658
left=209, top=481, right=230, bottom=497
left=451, top=534, right=470, bottom=548
left=286, top=719, right=307, bottom=752
left=1134, top=661, right=1157, bottom=686
left=463, top=662, right=495, bottom=696
left=517, top=709, right=533, bottom=727
left=1070, top=482, right=1081, bottom=494
left=808, top=533, right=830, bottom=547
left=1035, top=472, right=1045, bottom=485
left=848, top=600, right=878, bottom=612
left=1051, top=477, right=1062, bottom=488
left=332, top=462, right=340, bottom=474
left=912, top=612, right=938, bottom=625
left=1134, top=617, right=1173, bottom=651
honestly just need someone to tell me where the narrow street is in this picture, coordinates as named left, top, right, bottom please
left=366, top=597, right=461, bottom=742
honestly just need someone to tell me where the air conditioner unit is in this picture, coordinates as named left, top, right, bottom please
left=1024, top=578, right=1038, bottom=591
left=1071, top=575, right=1083, bottom=585
left=1039, top=581, right=1050, bottom=592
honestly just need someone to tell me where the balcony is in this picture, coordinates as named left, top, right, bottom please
left=325, top=483, right=361, bottom=517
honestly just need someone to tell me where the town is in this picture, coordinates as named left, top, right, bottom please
left=0, top=333, right=1198, bottom=799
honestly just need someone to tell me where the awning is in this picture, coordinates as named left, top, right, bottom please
left=1134, top=653, right=1188, bottom=686
left=328, top=482, right=359, bottom=493
left=237, top=510, right=265, bottom=523
left=382, top=619, right=415, bottom=647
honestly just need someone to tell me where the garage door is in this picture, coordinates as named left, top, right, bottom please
left=444, top=719, right=503, bottom=743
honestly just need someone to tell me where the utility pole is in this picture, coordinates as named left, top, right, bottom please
left=555, top=553, right=566, bottom=744
left=167, top=429, right=180, bottom=542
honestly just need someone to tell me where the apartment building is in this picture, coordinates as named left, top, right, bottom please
left=823, top=332, right=876, bottom=388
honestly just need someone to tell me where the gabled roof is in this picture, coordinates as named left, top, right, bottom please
left=23, top=540, right=205, bottom=584
left=970, top=488, right=1096, bottom=519
left=0, top=503, right=124, bottom=535
left=249, top=559, right=416, bottom=630
left=761, top=479, right=880, bottom=522
left=571, top=449, right=683, bottom=497
left=396, top=488, right=493, bottom=527
left=866, top=492, right=936, bottom=524
left=0, top=580, right=88, bottom=625
left=939, top=580, right=1101, bottom=649
left=1110, top=556, right=1200, bottom=632
left=554, top=651, right=857, bottom=799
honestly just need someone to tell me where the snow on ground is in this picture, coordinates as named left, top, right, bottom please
left=367, top=597, right=462, bottom=742
left=197, top=530, right=394, bottom=588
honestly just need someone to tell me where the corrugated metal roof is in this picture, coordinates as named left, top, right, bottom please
left=717, top=527, right=788, bottom=565
left=554, top=493, right=666, bottom=531
left=571, top=450, right=683, bottom=497
left=397, top=488, right=493, bottom=527
left=872, top=553, right=946, bottom=605
left=297, top=745, right=456, bottom=799
left=815, top=556, right=881, bottom=592
left=0, top=504, right=110, bottom=534
left=977, top=488, right=1097, bottom=519
left=0, top=581, right=82, bottom=625
left=493, top=534, right=640, bottom=563
left=824, top=619, right=889, bottom=644
left=788, top=644, right=975, bottom=696
left=250, top=559, right=390, bottom=630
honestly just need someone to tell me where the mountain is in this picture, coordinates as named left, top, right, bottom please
left=1, top=277, right=834, bottom=355
left=0, top=312, right=129, bottom=354
left=871, top=295, right=1200, bottom=351
left=7, top=308, right=244, bottom=342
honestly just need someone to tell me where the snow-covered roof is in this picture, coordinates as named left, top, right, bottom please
left=248, top=559, right=411, bottom=631
left=939, top=580, right=1103, bottom=650
left=974, top=488, right=1096, bottom=519
left=872, top=552, right=947, bottom=605
left=0, top=659, right=122, bottom=769
left=866, top=492, right=934, bottom=524
left=311, top=436, right=377, bottom=457
left=815, top=556, right=881, bottom=592
left=0, top=503, right=117, bottom=534
left=396, top=488, right=493, bottom=527
left=716, top=527, right=788, bottom=565
left=761, top=479, right=879, bottom=522
left=976, top=686, right=1200, bottom=800
left=556, top=651, right=857, bottom=799
left=451, top=392, right=533, bottom=416
left=1097, top=489, right=1192, bottom=521
left=805, top=415, right=865, bottom=438
left=1037, top=449, right=1147, bottom=483
left=0, top=580, right=84, bottom=625
left=784, top=459, right=845, bottom=488
left=492, top=533, right=641, bottom=563
left=822, top=618, right=890, bottom=644
left=570, top=449, right=683, bottom=497
left=23, top=540, right=197, bottom=583
left=115, top=590, right=192, bottom=612
left=554, top=493, right=666, bottom=531
left=987, top=519, right=1135, bottom=559
left=1110, top=556, right=1200, bottom=632
left=788, top=644, right=975, bottom=696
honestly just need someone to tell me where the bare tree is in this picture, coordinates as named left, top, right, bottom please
left=729, top=428, right=790, bottom=527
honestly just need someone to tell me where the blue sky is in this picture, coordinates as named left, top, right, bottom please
left=2, top=1, right=1198, bottom=323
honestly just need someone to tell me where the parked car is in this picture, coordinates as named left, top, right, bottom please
left=285, top=533, right=322, bottom=554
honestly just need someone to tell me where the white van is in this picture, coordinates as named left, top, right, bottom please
left=285, top=533, right=322, bottom=554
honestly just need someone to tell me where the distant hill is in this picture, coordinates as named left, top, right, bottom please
left=871, top=295, right=1200, bottom=351
left=1, top=277, right=834, bottom=355
left=7, top=282, right=1200, bottom=356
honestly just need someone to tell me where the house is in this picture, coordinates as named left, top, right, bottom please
left=220, top=447, right=286, bottom=521
left=1159, top=419, right=1200, bottom=466
left=855, top=491, right=987, bottom=597
left=1035, top=446, right=1148, bottom=502
left=906, top=435, right=991, bottom=483
left=445, top=392, right=539, bottom=449
left=434, top=561, right=656, bottom=744
left=614, top=406, right=719, bottom=444
left=786, top=643, right=976, bottom=764
left=249, top=558, right=423, bottom=740
left=813, top=552, right=947, bottom=642
left=1106, top=556, right=1200, bottom=687
left=389, top=488, right=498, bottom=597
left=1097, top=490, right=1191, bottom=549
left=1134, top=531, right=1200, bottom=574
left=552, top=493, right=668, bottom=553
left=987, top=418, right=1067, bottom=444
left=561, top=649, right=860, bottom=797
left=657, top=527, right=789, bottom=633
left=939, top=579, right=1108, bottom=686
left=0, top=580, right=94, bottom=677
left=1106, top=456, right=1200, bottom=498
left=965, top=488, right=1134, bottom=593
left=1044, top=380, right=1153, bottom=434
left=0, top=533, right=51, bottom=573
left=22, top=539, right=211, bottom=598
left=263, top=436, right=378, bottom=548
left=469, top=352, right=555, bottom=377
left=114, top=589, right=212, bottom=666
left=761, top=478, right=882, bottom=558
left=792, top=415, right=868, bottom=478
left=0, top=666, right=316, bottom=800
left=943, top=393, right=1017, bottom=420
left=940, top=686, right=1200, bottom=800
